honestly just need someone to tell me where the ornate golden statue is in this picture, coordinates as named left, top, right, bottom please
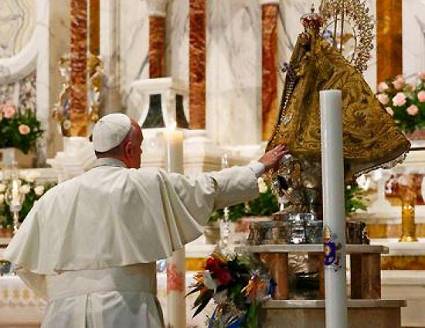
left=267, top=4, right=410, bottom=182
left=264, top=2, right=410, bottom=225
left=52, top=53, right=104, bottom=137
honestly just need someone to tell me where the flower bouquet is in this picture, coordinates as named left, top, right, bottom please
left=0, top=172, right=56, bottom=230
left=0, top=102, right=43, bottom=154
left=188, top=251, right=275, bottom=328
left=376, top=72, right=425, bottom=134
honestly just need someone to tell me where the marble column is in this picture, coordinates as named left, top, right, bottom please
left=89, top=0, right=100, bottom=56
left=377, top=0, right=402, bottom=83
left=146, top=0, right=168, bottom=78
left=70, top=0, right=89, bottom=136
left=260, top=0, right=279, bottom=141
left=33, top=0, right=71, bottom=161
left=100, top=0, right=121, bottom=114
left=189, top=0, right=206, bottom=130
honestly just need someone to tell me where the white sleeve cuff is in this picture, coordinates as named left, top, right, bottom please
left=247, top=162, right=265, bottom=178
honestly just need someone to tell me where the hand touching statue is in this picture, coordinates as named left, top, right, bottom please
left=259, top=145, right=289, bottom=171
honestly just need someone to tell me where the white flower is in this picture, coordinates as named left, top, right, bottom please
left=377, top=82, right=389, bottom=93
left=377, top=93, right=389, bottom=105
left=257, top=177, right=268, bottom=193
left=392, top=92, right=407, bottom=107
left=385, top=107, right=394, bottom=116
left=202, top=271, right=218, bottom=292
left=0, top=183, right=6, bottom=193
left=19, top=184, right=31, bottom=194
left=34, top=185, right=45, bottom=196
left=407, top=104, right=419, bottom=116
left=22, top=171, right=40, bottom=183
left=0, top=194, right=4, bottom=205
left=62, top=120, right=72, bottom=130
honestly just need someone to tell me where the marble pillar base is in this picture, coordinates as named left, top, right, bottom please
left=47, top=137, right=96, bottom=182
left=260, top=300, right=405, bottom=328
left=141, top=129, right=251, bottom=173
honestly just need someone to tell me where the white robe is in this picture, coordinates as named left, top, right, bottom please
left=4, top=158, right=259, bottom=328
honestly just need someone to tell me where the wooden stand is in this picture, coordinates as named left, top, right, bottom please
left=261, top=300, right=406, bottom=328
left=236, top=244, right=406, bottom=328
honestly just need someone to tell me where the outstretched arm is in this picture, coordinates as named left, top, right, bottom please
left=167, top=145, right=288, bottom=222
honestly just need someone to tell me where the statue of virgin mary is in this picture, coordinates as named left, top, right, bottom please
left=266, top=6, right=410, bottom=181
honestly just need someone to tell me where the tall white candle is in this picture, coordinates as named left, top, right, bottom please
left=163, top=127, right=186, bottom=328
left=320, top=90, right=347, bottom=328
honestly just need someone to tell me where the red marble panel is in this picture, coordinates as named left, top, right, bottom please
left=89, top=0, right=100, bottom=56
left=189, top=0, right=206, bottom=130
left=377, top=0, right=403, bottom=83
left=70, top=0, right=89, bottom=137
left=149, top=16, right=166, bottom=78
left=261, top=4, right=279, bottom=140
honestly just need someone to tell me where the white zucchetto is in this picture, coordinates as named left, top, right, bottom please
left=92, top=113, right=132, bottom=152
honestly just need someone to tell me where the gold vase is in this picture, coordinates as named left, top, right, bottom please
left=400, top=199, right=417, bottom=242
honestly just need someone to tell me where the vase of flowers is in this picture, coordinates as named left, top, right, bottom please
left=376, top=72, right=425, bottom=138
left=0, top=173, right=55, bottom=232
left=189, top=251, right=275, bottom=328
left=0, top=102, right=43, bottom=167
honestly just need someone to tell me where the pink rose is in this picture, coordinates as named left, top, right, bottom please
left=1, top=103, right=16, bottom=118
left=392, top=92, right=407, bottom=106
left=418, top=72, right=425, bottom=81
left=392, top=75, right=405, bottom=90
left=377, top=93, right=389, bottom=105
left=407, top=104, right=419, bottom=116
left=418, top=90, right=425, bottom=103
left=377, top=82, right=389, bottom=93
left=18, top=124, right=31, bottom=135
left=385, top=107, right=394, bottom=116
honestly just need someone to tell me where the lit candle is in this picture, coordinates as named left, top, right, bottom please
left=320, top=90, right=347, bottom=328
left=163, top=126, right=186, bottom=328
left=163, top=127, right=184, bottom=173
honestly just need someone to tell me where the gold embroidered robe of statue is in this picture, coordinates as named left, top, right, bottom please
left=267, top=29, right=410, bottom=179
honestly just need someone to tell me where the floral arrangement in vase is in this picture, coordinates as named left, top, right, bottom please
left=0, top=102, right=43, bottom=153
left=208, top=178, right=279, bottom=224
left=189, top=251, right=274, bottom=328
left=376, top=72, right=425, bottom=134
left=0, top=172, right=56, bottom=232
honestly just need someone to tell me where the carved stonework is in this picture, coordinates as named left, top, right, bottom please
left=0, top=0, right=35, bottom=58
left=258, top=0, right=280, bottom=5
left=0, top=71, right=36, bottom=111
left=145, top=0, right=168, bottom=17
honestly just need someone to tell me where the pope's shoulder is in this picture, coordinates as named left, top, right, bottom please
left=40, top=167, right=170, bottom=199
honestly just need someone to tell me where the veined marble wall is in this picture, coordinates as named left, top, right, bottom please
left=123, top=0, right=262, bottom=146
left=277, top=0, right=377, bottom=89
left=403, top=0, right=425, bottom=79
left=206, top=0, right=262, bottom=146
left=0, top=0, right=35, bottom=59
left=121, top=0, right=149, bottom=115
left=122, top=0, right=386, bottom=147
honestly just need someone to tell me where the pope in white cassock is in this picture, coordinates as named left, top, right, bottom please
left=4, top=113, right=287, bottom=328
